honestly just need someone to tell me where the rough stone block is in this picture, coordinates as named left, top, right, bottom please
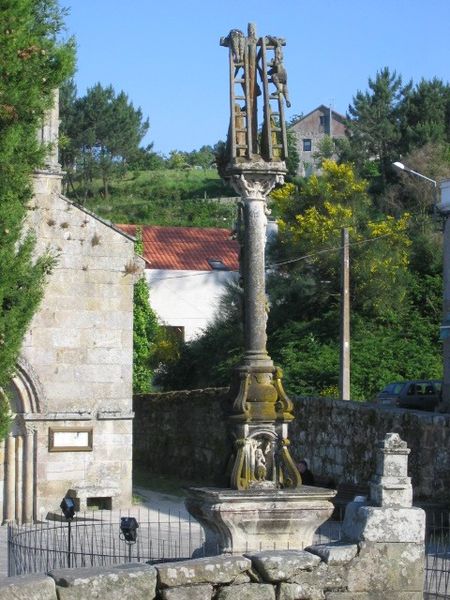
left=342, top=504, right=425, bottom=543
left=279, top=581, right=324, bottom=599
left=306, top=542, right=358, bottom=565
left=232, top=572, right=252, bottom=584
left=245, top=550, right=321, bottom=582
left=155, top=556, right=251, bottom=588
left=375, top=451, right=409, bottom=478
left=49, top=562, right=157, bottom=599
left=289, top=563, right=348, bottom=591
left=0, top=575, right=56, bottom=600
left=347, top=541, right=424, bottom=593
left=326, top=593, right=423, bottom=600
left=370, top=477, right=413, bottom=507
left=215, top=583, right=275, bottom=600
left=161, top=584, right=213, bottom=600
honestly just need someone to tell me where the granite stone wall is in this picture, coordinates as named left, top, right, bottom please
left=0, top=171, right=139, bottom=522
left=134, top=390, right=450, bottom=503
left=0, top=545, right=424, bottom=600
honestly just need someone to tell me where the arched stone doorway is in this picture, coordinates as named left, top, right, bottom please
left=1, top=358, right=45, bottom=523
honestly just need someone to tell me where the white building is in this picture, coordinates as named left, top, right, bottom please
left=117, top=225, right=240, bottom=341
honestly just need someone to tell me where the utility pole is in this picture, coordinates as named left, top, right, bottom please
left=440, top=180, right=450, bottom=408
left=339, top=227, right=350, bottom=400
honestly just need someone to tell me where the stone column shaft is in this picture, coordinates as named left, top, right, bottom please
left=15, top=436, right=23, bottom=523
left=4, top=435, right=16, bottom=522
left=23, top=432, right=34, bottom=523
left=242, top=198, right=270, bottom=366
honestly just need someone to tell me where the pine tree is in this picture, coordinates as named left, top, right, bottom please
left=402, top=78, right=450, bottom=151
left=346, top=68, right=412, bottom=191
left=61, top=83, right=149, bottom=200
left=0, top=0, right=74, bottom=439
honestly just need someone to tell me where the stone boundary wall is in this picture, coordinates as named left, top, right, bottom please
left=134, top=389, right=450, bottom=502
left=0, top=544, right=423, bottom=599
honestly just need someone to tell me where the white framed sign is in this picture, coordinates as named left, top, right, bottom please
left=48, top=427, right=93, bottom=452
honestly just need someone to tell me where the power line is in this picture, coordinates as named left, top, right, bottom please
left=268, top=231, right=394, bottom=268
left=146, top=230, right=396, bottom=281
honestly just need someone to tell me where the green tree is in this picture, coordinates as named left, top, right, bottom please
left=60, top=83, right=149, bottom=200
left=167, top=150, right=189, bottom=170
left=0, top=0, right=74, bottom=439
left=160, top=160, right=442, bottom=400
left=59, top=77, right=78, bottom=193
left=402, top=78, right=450, bottom=152
left=345, top=68, right=412, bottom=191
left=286, top=129, right=300, bottom=179
left=313, top=135, right=336, bottom=167
left=269, top=162, right=411, bottom=325
left=185, top=145, right=216, bottom=170
left=128, top=144, right=166, bottom=171
left=269, top=163, right=412, bottom=396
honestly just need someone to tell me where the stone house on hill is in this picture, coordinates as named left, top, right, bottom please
left=289, top=105, right=347, bottom=176
left=117, top=225, right=239, bottom=341
left=0, top=96, right=140, bottom=522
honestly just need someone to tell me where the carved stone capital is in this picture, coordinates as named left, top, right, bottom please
left=229, top=170, right=285, bottom=201
left=24, top=422, right=38, bottom=435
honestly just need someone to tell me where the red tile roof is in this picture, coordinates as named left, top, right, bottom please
left=116, top=224, right=240, bottom=271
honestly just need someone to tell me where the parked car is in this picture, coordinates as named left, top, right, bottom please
left=375, top=380, right=442, bottom=411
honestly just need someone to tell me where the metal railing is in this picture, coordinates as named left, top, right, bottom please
left=425, top=511, right=450, bottom=599
left=7, top=507, right=450, bottom=598
left=7, top=506, right=344, bottom=576
left=8, top=508, right=207, bottom=576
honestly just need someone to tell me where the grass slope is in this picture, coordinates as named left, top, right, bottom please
left=68, top=168, right=238, bottom=228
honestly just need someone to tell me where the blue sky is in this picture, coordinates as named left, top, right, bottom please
left=64, top=0, right=450, bottom=156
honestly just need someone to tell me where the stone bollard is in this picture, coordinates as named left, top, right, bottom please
left=370, top=431, right=413, bottom=507
left=340, top=432, right=425, bottom=598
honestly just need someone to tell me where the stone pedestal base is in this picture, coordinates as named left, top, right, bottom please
left=185, top=486, right=336, bottom=555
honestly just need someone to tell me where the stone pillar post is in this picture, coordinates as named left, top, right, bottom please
left=15, top=435, right=23, bottom=523
left=243, top=197, right=268, bottom=364
left=225, top=165, right=300, bottom=491
left=23, top=430, right=35, bottom=523
left=34, top=88, right=63, bottom=197
left=231, top=172, right=282, bottom=368
left=184, top=24, right=337, bottom=555
left=38, top=88, right=61, bottom=172
left=341, top=433, right=425, bottom=596
left=4, top=435, right=16, bottom=523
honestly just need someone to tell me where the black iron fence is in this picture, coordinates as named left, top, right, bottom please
left=8, top=508, right=207, bottom=576
left=425, top=511, right=450, bottom=599
left=7, top=508, right=450, bottom=598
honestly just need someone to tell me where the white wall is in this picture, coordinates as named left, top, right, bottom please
left=146, top=269, right=238, bottom=341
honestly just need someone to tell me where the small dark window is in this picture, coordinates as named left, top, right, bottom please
left=87, top=497, right=112, bottom=510
left=303, top=139, right=312, bottom=152
left=208, top=259, right=229, bottom=271
left=319, top=114, right=330, bottom=133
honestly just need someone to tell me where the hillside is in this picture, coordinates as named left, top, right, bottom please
left=65, top=168, right=238, bottom=228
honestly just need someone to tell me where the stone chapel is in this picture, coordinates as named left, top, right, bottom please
left=0, top=91, right=140, bottom=522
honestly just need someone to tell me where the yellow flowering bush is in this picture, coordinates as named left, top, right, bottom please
left=270, top=161, right=412, bottom=317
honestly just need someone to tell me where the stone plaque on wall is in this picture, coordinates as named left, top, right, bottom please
left=48, top=427, right=93, bottom=452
